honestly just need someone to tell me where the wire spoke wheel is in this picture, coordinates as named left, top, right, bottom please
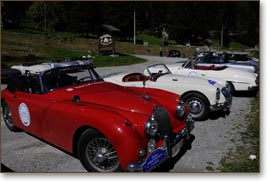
left=3, top=102, right=13, bottom=127
left=85, top=137, right=120, bottom=172
left=2, top=101, right=22, bottom=132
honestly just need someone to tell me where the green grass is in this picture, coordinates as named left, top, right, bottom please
left=137, top=33, right=163, bottom=45
left=210, top=39, right=251, bottom=51
left=220, top=93, right=260, bottom=172
left=228, top=41, right=250, bottom=51
left=1, top=28, right=256, bottom=68
left=1, top=30, right=146, bottom=67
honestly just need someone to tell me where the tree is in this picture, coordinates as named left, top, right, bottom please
left=1, top=1, right=31, bottom=29
left=67, top=2, right=103, bottom=36
left=26, top=2, right=67, bottom=33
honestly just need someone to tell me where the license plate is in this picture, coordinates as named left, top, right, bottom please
left=142, top=147, right=168, bottom=172
left=172, top=139, right=184, bottom=157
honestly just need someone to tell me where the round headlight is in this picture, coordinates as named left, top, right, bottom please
left=176, top=101, right=185, bottom=118
left=145, top=117, right=158, bottom=137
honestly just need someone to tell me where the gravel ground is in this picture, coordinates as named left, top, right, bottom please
left=1, top=55, right=252, bottom=172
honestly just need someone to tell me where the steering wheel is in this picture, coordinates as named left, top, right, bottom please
left=77, top=76, right=92, bottom=83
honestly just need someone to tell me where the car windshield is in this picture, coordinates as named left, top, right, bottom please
left=199, top=53, right=223, bottom=63
left=182, top=59, right=198, bottom=69
left=145, top=64, right=171, bottom=76
left=42, top=65, right=103, bottom=92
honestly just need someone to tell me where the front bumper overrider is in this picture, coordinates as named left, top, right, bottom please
left=126, top=114, right=194, bottom=172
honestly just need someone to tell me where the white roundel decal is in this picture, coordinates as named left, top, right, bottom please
left=19, top=103, right=31, bottom=126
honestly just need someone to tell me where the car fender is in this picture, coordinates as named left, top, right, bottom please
left=41, top=101, right=147, bottom=171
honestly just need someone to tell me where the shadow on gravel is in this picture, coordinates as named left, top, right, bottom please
left=233, top=91, right=258, bottom=98
left=208, top=110, right=231, bottom=121
left=1, top=163, right=14, bottom=172
left=153, top=135, right=195, bottom=172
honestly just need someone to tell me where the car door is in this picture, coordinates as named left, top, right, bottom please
left=10, top=91, right=48, bottom=138
left=175, top=66, right=207, bottom=78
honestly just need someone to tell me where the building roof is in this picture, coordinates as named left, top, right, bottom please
left=101, top=24, right=121, bottom=32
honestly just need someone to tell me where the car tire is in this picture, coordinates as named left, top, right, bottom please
left=227, top=81, right=235, bottom=94
left=2, top=101, right=22, bottom=132
left=182, top=93, right=210, bottom=121
left=77, top=129, right=121, bottom=172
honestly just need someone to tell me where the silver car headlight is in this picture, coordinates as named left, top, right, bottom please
left=145, top=117, right=158, bottom=137
left=216, top=88, right=221, bottom=102
left=176, top=101, right=185, bottom=118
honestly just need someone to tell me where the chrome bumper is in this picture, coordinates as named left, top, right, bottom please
left=248, top=86, right=259, bottom=91
left=126, top=114, right=194, bottom=172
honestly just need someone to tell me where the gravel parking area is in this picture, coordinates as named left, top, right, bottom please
left=1, top=55, right=252, bottom=172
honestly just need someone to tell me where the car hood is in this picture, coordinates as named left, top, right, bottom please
left=157, top=74, right=222, bottom=88
left=58, top=82, right=156, bottom=116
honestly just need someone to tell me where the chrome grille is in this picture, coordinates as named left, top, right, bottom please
left=153, top=107, right=172, bottom=139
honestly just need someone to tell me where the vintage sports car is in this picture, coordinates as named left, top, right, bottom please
left=105, top=64, right=232, bottom=121
left=1, top=65, right=194, bottom=172
left=167, top=59, right=259, bottom=94
left=195, top=52, right=259, bottom=73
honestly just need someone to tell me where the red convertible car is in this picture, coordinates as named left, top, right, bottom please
left=1, top=65, right=194, bottom=172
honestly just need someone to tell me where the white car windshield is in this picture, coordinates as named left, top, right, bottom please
left=145, top=64, right=171, bottom=76
left=182, top=59, right=198, bottom=69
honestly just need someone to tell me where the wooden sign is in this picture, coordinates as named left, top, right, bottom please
left=99, top=34, right=114, bottom=55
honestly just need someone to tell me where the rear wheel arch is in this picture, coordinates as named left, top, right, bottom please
left=181, top=91, right=210, bottom=105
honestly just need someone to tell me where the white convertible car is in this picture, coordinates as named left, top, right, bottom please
left=195, top=52, right=259, bottom=73
left=105, top=64, right=232, bottom=120
left=167, top=59, right=259, bottom=94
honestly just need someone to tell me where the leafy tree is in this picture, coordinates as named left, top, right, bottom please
left=26, top=2, right=67, bottom=33
left=2, top=1, right=259, bottom=47
left=1, top=1, right=31, bottom=28
left=67, top=2, right=103, bottom=37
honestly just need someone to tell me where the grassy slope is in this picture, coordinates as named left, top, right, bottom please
left=1, top=30, right=147, bottom=67
left=220, top=93, right=260, bottom=172
left=1, top=30, right=198, bottom=68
